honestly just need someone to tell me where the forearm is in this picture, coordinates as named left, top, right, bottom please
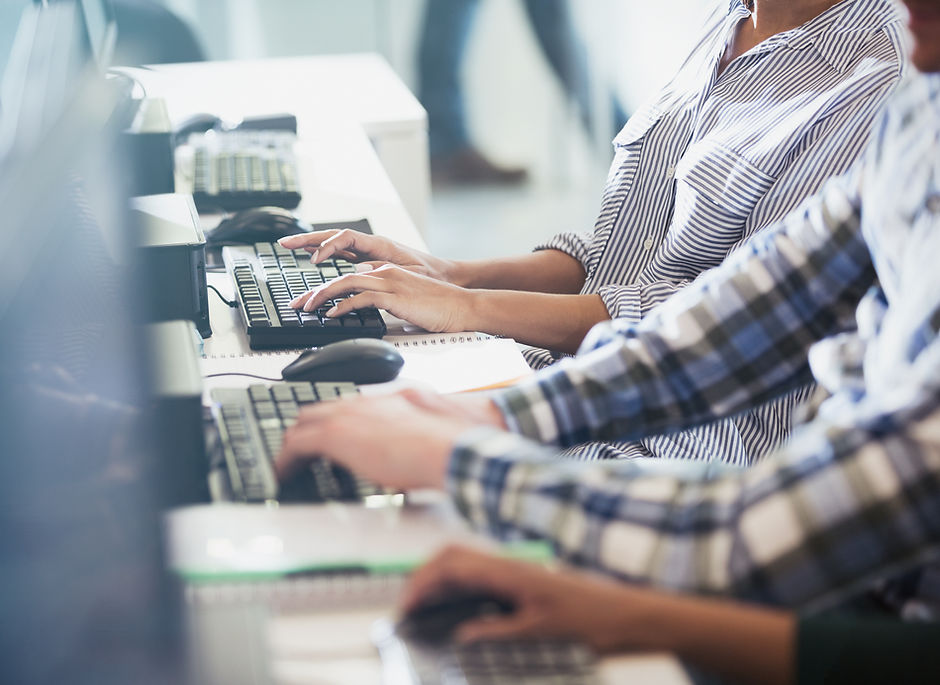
left=452, top=394, right=940, bottom=607
left=498, top=192, right=872, bottom=447
left=452, top=249, right=586, bottom=294
left=623, top=591, right=794, bottom=685
left=461, top=289, right=609, bottom=353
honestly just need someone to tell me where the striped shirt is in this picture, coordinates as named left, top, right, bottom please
left=450, top=72, right=940, bottom=614
left=524, top=0, right=906, bottom=466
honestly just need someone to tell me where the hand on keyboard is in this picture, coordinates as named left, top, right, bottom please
left=276, top=389, right=493, bottom=491
left=223, top=242, right=386, bottom=349
left=288, top=263, right=473, bottom=334
left=279, top=230, right=457, bottom=283
left=401, top=544, right=619, bottom=654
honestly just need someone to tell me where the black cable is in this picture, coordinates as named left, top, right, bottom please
left=204, top=372, right=283, bottom=382
left=208, top=284, right=238, bottom=307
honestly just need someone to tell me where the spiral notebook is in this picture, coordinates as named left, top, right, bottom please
left=199, top=332, right=533, bottom=399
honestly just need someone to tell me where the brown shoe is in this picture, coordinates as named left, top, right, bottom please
left=431, top=147, right=528, bottom=186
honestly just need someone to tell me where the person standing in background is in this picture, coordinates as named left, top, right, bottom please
left=418, top=0, right=601, bottom=184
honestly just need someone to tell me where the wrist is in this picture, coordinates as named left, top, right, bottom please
left=425, top=432, right=456, bottom=489
left=605, top=586, right=674, bottom=653
left=457, top=288, right=489, bottom=333
left=445, top=259, right=476, bottom=288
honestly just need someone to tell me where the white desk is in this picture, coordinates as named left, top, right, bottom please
left=132, top=54, right=430, bottom=234
left=169, top=504, right=691, bottom=685
left=152, top=56, right=688, bottom=685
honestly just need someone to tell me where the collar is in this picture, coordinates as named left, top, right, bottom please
left=785, top=0, right=901, bottom=72
left=726, top=0, right=750, bottom=20
left=726, top=0, right=901, bottom=73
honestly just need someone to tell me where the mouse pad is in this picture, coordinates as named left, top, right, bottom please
left=206, top=218, right=373, bottom=268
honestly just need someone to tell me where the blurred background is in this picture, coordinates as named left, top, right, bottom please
left=0, top=0, right=708, bottom=260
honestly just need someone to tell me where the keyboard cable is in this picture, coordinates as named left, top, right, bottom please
left=203, top=372, right=283, bottom=381
left=208, top=283, right=238, bottom=308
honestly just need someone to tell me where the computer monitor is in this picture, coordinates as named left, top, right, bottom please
left=0, top=0, right=89, bottom=158
left=78, top=0, right=117, bottom=69
left=29, top=0, right=116, bottom=70
left=0, top=3, right=185, bottom=683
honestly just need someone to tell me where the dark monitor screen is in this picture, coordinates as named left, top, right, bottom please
left=0, top=3, right=184, bottom=683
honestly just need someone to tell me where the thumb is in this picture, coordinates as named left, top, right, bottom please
left=454, top=611, right=544, bottom=644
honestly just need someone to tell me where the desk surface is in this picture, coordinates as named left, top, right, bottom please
left=130, top=54, right=430, bottom=233
left=158, top=55, right=688, bottom=685
left=170, top=505, right=690, bottom=685
left=135, top=54, right=425, bottom=136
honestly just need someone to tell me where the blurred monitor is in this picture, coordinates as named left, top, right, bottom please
left=80, top=0, right=117, bottom=69
left=0, top=0, right=88, bottom=155
left=28, top=0, right=115, bottom=69
left=0, top=2, right=185, bottom=683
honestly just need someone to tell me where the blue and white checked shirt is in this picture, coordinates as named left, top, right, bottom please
left=525, top=0, right=906, bottom=466
left=450, top=72, right=940, bottom=615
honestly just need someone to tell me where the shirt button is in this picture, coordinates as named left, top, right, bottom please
left=643, top=238, right=654, bottom=250
left=927, top=193, right=940, bottom=213
left=666, top=164, right=675, bottom=178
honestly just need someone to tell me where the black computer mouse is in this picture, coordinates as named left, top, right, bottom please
left=209, top=206, right=312, bottom=245
left=173, top=112, right=222, bottom=143
left=397, top=590, right=516, bottom=644
left=281, top=338, right=404, bottom=385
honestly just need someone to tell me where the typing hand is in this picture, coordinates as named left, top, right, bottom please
left=401, top=545, right=656, bottom=653
left=278, top=230, right=458, bottom=283
left=289, top=264, right=475, bottom=333
left=276, top=391, right=475, bottom=490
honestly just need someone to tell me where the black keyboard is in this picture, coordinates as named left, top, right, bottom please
left=209, top=382, right=386, bottom=503
left=178, top=129, right=301, bottom=212
left=223, top=242, right=387, bottom=349
left=372, top=620, right=598, bottom=685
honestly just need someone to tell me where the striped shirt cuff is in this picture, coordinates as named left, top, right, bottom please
left=597, top=284, right=642, bottom=323
left=534, top=232, right=593, bottom=269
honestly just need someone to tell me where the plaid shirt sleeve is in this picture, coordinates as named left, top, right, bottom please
left=493, top=180, right=875, bottom=448
left=448, top=373, right=940, bottom=609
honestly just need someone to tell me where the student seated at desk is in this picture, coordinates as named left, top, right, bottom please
left=282, top=0, right=906, bottom=467
left=401, top=545, right=940, bottom=685
left=276, top=0, right=940, bottom=633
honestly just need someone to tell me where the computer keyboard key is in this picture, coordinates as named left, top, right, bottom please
left=293, top=385, right=318, bottom=403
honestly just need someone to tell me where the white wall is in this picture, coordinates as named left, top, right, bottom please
left=160, top=0, right=711, bottom=175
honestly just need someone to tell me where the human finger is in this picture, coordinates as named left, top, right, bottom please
left=314, top=229, right=386, bottom=264
left=454, top=610, right=546, bottom=644
left=323, top=290, right=401, bottom=318
left=401, top=546, right=523, bottom=615
left=292, top=273, right=393, bottom=312
left=276, top=419, right=332, bottom=480
left=277, top=230, right=338, bottom=250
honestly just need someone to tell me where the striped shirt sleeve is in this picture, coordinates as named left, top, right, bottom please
left=494, top=180, right=874, bottom=448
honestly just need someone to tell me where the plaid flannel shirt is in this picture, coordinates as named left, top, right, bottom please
left=447, top=74, right=940, bottom=612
